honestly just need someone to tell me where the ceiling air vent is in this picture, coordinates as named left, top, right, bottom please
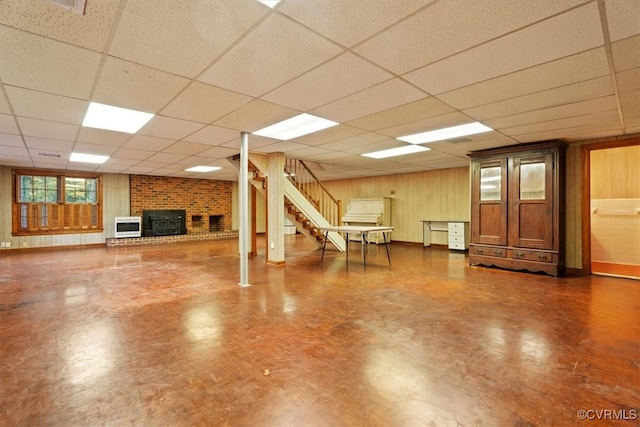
left=43, top=0, right=86, bottom=15
left=38, top=152, right=61, bottom=158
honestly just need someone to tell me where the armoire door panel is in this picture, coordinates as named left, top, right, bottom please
left=477, top=203, right=506, bottom=245
left=509, top=153, right=554, bottom=249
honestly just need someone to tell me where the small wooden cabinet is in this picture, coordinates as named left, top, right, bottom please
left=468, top=141, right=567, bottom=276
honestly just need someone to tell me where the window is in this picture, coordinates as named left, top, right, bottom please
left=12, top=170, right=103, bottom=236
left=65, top=177, right=98, bottom=203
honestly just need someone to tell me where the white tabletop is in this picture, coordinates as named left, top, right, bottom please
left=319, top=225, right=394, bottom=233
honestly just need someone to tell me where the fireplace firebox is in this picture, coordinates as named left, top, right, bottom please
left=142, top=209, right=187, bottom=237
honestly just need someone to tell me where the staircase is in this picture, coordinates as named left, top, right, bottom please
left=232, top=153, right=346, bottom=252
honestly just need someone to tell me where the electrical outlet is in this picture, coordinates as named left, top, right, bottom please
left=5, top=242, right=10, bottom=248
left=270, top=242, right=275, bottom=249
left=0, top=242, right=6, bottom=248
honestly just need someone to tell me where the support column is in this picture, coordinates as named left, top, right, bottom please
left=266, top=152, right=285, bottom=266
left=239, top=132, right=250, bottom=286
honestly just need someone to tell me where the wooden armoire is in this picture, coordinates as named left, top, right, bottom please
left=468, top=141, right=567, bottom=276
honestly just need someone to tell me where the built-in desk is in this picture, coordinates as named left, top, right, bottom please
left=420, top=220, right=470, bottom=251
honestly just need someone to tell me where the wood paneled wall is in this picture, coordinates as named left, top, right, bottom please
left=0, top=167, right=129, bottom=249
left=590, top=145, right=640, bottom=199
left=322, top=167, right=471, bottom=245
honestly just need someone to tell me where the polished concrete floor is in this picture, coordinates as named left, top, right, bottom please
left=1, top=235, right=638, bottom=426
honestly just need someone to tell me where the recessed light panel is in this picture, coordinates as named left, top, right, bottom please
left=362, top=144, right=430, bottom=159
left=398, top=122, right=492, bottom=144
left=258, top=0, right=280, bottom=7
left=82, top=102, right=154, bottom=134
left=70, top=152, right=109, bottom=164
left=253, top=113, right=339, bottom=140
left=185, top=166, right=221, bottom=172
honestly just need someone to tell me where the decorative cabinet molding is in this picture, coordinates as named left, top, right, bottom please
left=468, top=141, right=567, bottom=276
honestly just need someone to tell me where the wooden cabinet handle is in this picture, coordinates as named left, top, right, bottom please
left=476, top=249, right=484, bottom=254
left=494, top=250, right=502, bottom=256
left=516, top=252, right=524, bottom=259
left=538, top=254, right=548, bottom=261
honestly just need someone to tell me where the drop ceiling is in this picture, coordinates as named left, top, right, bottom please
left=0, top=0, right=638, bottom=181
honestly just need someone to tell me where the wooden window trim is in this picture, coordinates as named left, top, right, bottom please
left=12, top=169, right=104, bottom=236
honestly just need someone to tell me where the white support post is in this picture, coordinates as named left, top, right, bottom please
left=239, top=132, right=250, bottom=286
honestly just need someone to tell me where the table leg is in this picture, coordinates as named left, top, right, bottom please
left=383, top=232, right=391, bottom=266
left=345, top=232, right=349, bottom=269
left=320, top=231, right=329, bottom=263
left=362, top=232, right=367, bottom=270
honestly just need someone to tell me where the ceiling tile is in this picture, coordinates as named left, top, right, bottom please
left=354, top=0, right=588, bottom=74
left=1, top=144, right=29, bottom=157
left=311, top=78, right=427, bottom=123
left=611, top=35, right=640, bottom=72
left=111, top=148, right=154, bottom=161
left=278, top=0, right=431, bottom=48
left=0, top=27, right=101, bottom=99
left=378, top=111, right=474, bottom=139
left=193, top=146, right=238, bottom=159
left=513, top=121, right=623, bottom=142
left=139, top=116, right=205, bottom=140
left=121, top=135, right=175, bottom=152
left=346, top=97, right=455, bottom=132
left=288, top=125, right=365, bottom=147
left=199, top=13, right=343, bottom=97
left=24, top=136, right=74, bottom=152
left=162, top=141, right=210, bottom=156
left=93, top=57, right=190, bottom=113
left=0, top=133, right=23, bottom=146
left=263, top=53, right=393, bottom=111
left=0, top=0, right=120, bottom=51
left=5, top=86, right=87, bottom=124
left=213, top=99, right=298, bottom=132
left=184, top=125, right=240, bottom=145
left=161, top=81, right=252, bottom=124
left=316, top=131, right=387, bottom=151
left=72, top=143, right=119, bottom=156
left=109, top=0, right=266, bottom=78
left=463, top=76, right=613, bottom=120
left=616, top=68, right=640, bottom=93
left=76, top=127, right=131, bottom=147
left=32, top=157, right=68, bottom=169
left=484, top=96, right=618, bottom=129
left=146, top=152, right=188, bottom=163
left=439, top=48, right=611, bottom=109
left=0, top=114, right=19, bottom=134
left=405, top=2, right=604, bottom=94
left=256, top=141, right=308, bottom=153
left=604, top=0, right=640, bottom=42
left=503, top=110, right=621, bottom=137
left=0, top=91, right=12, bottom=115
left=17, top=117, right=78, bottom=140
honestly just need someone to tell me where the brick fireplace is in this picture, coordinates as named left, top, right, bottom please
left=130, top=175, right=232, bottom=234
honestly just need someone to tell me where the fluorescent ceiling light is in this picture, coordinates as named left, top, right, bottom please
left=82, top=102, right=154, bottom=134
left=258, top=0, right=280, bottom=7
left=253, top=113, right=339, bottom=140
left=185, top=166, right=221, bottom=173
left=397, top=122, right=492, bottom=144
left=70, top=152, right=109, bottom=164
left=362, top=144, right=430, bottom=159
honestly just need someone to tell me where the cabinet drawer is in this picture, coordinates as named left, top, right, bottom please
left=449, top=242, right=466, bottom=250
left=470, top=245, right=506, bottom=258
left=509, top=249, right=555, bottom=263
left=448, top=234, right=466, bottom=242
left=448, top=222, right=465, bottom=233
